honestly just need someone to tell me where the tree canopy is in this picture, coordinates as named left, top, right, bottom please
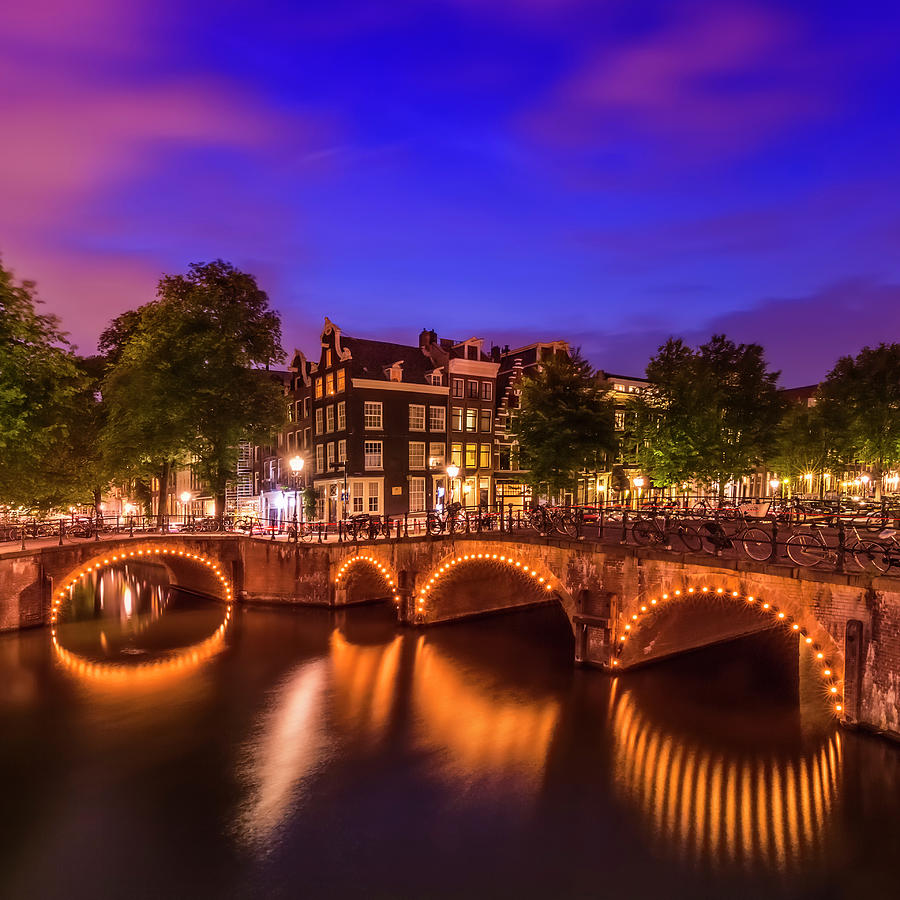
left=817, top=343, right=900, bottom=497
left=101, top=260, right=287, bottom=520
left=511, top=350, right=616, bottom=499
left=0, top=260, right=87, bottom=510
left=630, top=334, right=783, bottom=492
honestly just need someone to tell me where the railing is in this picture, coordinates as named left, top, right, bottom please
left=5, top=499, right=900, bottom=577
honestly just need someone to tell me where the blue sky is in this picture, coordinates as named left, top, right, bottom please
left=2, top=0, right=900, bottom=384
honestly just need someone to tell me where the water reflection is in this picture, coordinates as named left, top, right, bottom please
left=52, top=564, right=232, bottom=686
left=610, top=681, right=842, bottom=873
left=411, top=640, right=560, bottom=791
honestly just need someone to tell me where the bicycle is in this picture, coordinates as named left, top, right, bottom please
left=426, top=503, right=464, bottom=536
left=852, top=529, right=900, bottom=574
left=286, top=521, right=315, bottom=543
left=785, top=524, right=868, bottom=569
left=631, top=514, right=702, bottom=552
left=695, top=518, right=775, bottom=561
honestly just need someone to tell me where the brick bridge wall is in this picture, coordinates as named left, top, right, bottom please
left=2, top=533, right=897, bottom=739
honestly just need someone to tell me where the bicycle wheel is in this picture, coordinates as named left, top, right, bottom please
left=631, top=519, right=656, bottom=545
left=527, top=510, right=546, bottom=532
left=741, top=527, right=773, bottom=561
left=853, top=540, right=889, bottom=573
left=865, top=513, right=890, bottom=532
left=555, top=514, right=578, bottom=538
left=786, top=533, right=828, bottom=568
left=677, top=524, right=702, bottom=553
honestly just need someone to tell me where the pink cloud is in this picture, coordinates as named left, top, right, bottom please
left=524, top=3, right=831, bottom=160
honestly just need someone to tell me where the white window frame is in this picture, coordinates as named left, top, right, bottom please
left=429, top=442, right=445, bottom=467
left=480, top=409, right=492, bottom=432
left=481, top=381, right=493, bottom=401
left=364, top=440, right=383, bottom=470
left=364, top=401, right=383, bottom=430
left=367, top=481, right=380, bottom=514
left=352, top=481, right=364, bottom=513
left=409, top=477, right=425, bottom=513
left=429, top=406, right=446, bottom=432
left=338, top=439, right=347, bottom=463
left=337, top=401, right=346, bottom=431
left=326, top=404, right=335, bottom=433
left=315, top=444, right=324, bottom=474
left=315, top=408, right=323, bottom=435
left=409, top=404, right=426, bottom=431
left=326, top=441, right=335, bottom=469
left=409, top=441, right=426, bottom=470
left=452, top=378, right=464, bottom=398
left=465, top=408, right=477, bottom=432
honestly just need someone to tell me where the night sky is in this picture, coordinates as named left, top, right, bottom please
left=3, top=0, right=899, bottom=385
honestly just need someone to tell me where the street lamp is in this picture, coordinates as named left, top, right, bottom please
left=289, top=455, right=304, bottom=541
left=446, top=464, right=460, bottom=505
left=180, top=491, right=191, bottom=525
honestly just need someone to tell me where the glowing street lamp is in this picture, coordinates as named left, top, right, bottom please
left=180, top=491, right=191, bottom=525
left=289, top=455, right=305, bottom=539
left=446, top=464, right=460, bottom=504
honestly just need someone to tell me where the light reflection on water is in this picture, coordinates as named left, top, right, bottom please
left=2, top=573, right=900, bottom=898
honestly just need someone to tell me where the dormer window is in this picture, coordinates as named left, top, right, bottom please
left=385, top=361, right=404, bottom=382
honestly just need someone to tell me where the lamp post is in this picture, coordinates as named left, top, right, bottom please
left=289, top=455, right=304, bottom=542
left=329, top=461, right=348, bottom=520
left=446, top=464, right=460, bottom=507
left=180, top=491, right=192, bottom=526
left=632, top=476, right=645, bottom=509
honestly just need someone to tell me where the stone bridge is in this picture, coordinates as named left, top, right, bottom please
left=1, top=532, right=898, bottom=740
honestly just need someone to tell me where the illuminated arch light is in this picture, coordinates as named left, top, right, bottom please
left=334, top=555, right=399, bottom=602
left=615, top=585, right=844, bottom=716
left=414, top=551, right=556, bottom=618
left=51, top=547, right=235, bottom=626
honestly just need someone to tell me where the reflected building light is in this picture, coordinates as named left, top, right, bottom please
left=236, top=659, right=329, bottom=848
left=410, top=642, right=560, bottom=797
left=610, top=689, right=841, bottom=873
left=329, top=631, right=402, bottom=740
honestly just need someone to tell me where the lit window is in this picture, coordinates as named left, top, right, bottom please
left=326, top=373, right=335, bottom=396
left=479, top=444, right=491, bottom=468
left=429, top=406, right=446, bottom=431
left=465, top=408, right=477, bottom=432
left=429, top=442, right=445, bottom=467
left=336, top=368, right=346, bottom=392
left=364, top=441, right=383, bottom=470
left=613, top=383, right=625, bottom=393
left=615, top=410, right=625, bottom=431
left=451, top=443, right=462, bottom=467
left=409, top=441, right=425, bottom=469
left=364, top=401, right=383, bottom=429
left=452, top=407, right=464, bottom=431
left=409, top=404, right=426, bottom=431
left=315, top=378, right=323, bottom=399
left=325, top=349, right=332, bottom=368
left=465, top=443, right=477, bottom=468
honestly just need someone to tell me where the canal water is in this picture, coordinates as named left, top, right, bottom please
left=1, top=564, right=899, bottom=899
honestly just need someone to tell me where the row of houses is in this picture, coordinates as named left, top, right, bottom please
left=234, top=318, right=648, bottom=524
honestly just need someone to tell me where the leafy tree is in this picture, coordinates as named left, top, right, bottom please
left=630, top=335, right=783, bottom=494
left=767, top=402, right=844, bottom=495
left=102, top=260, right=287, bottom=523
left=511, top=350, right=616, bottom=499
left=817, top=343, right=900, bottom=498
left=0, top=260, right=86, bottom=510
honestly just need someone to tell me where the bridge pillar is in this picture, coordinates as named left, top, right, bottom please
left=843, top=618, right=865, bottom=723
left=395, top=569, right=417, bottom=625
left=573, top=588, right=615, bottom=669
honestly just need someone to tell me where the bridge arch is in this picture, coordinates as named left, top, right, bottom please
left=50, top=544, right=234, bottom=626
left=616, top=583, right=845, bottom=716
left=415, top=548, right=572, bottom=625
left=49, top=544, right=235, bottom=685
left=333, top=553, right=399, bottom=605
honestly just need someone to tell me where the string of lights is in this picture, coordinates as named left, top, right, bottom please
left=334, top=555, right=399, bottom=603
left=614, top=586, right=845, bottom=715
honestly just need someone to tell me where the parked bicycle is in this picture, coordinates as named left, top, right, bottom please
left=631, top=514, right=702, bottom=552
left=695, top=518, right=775, bottom=561
left=785, top=524, right=868, bottom=569
left=426, top=502, right=464, bottom=536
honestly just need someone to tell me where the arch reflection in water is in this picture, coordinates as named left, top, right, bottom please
left=52, top=564, right=233, bottom=686
left=610, top=684, right=842, bottom=873
left=411, top=640, right=560, bottom=794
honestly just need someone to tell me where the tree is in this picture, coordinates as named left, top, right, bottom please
left=817, top=343, right=900, bottom=498
left=767, top=402, right=843, bottom=495
left=0, top=259, right=86, bottom=510
left=630, top=335, right=783, bottom=494
left=511, top=350, right=616, bottom=499
left=102, top=260, right=287, bottom=523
